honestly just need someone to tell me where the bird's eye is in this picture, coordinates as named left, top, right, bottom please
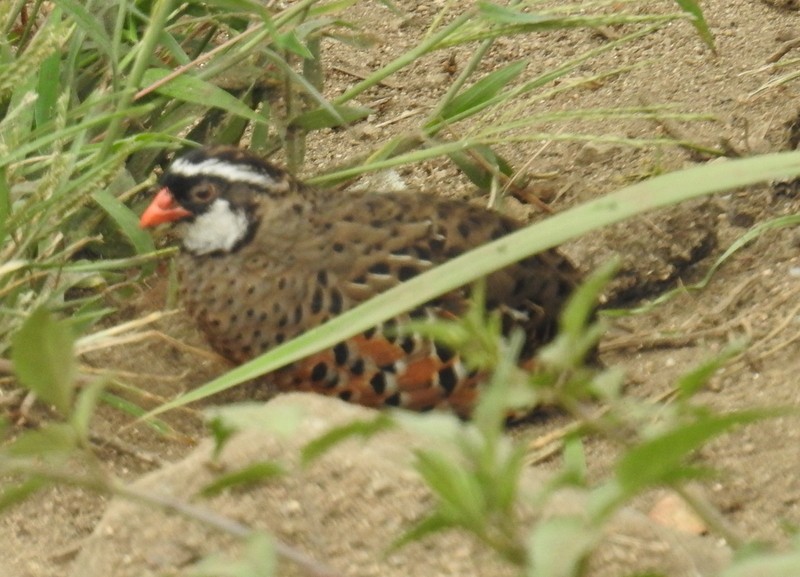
left=190, top=183, right=217, bottom=203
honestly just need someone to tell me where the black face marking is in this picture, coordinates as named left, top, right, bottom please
left=384, top=392, right=401, bottom=406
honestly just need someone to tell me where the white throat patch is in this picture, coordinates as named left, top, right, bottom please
left=171, top=157, right=276, bottom=188
left=183, top=198, right=249, bottom=255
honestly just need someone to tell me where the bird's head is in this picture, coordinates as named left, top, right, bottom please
left=139, top=147, right=296, bottom=255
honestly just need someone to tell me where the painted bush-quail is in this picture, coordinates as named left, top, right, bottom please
left=139, top=146, right=583, bottom=417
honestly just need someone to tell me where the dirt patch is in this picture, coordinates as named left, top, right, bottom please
left=2, top=1, right=800, bottom=576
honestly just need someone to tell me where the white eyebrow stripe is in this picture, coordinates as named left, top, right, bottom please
left=170, top=157, right=276, bottom=188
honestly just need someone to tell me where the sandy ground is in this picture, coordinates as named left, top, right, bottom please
left=1, top=1, right=800, bottom=575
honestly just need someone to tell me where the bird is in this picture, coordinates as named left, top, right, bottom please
left=139, top=146, right=584, bottom=417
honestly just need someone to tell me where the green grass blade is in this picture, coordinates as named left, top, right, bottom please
left=141, top=68, right=267, bottom=125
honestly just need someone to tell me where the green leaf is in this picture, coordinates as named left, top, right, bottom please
left=276, top=31, right=314, bottom=59
left=289, top=104, right=372, bottom=130
left=141, top=68, right=268, bottom=125
left=721, top=550, right=800, bottom=577
left=100, top=392, right=175, bottom=437
left=673, top=0, right=715, bottom=51
left=92, top=188, right=155, bottom=256
left=0, top=166, right=9, bottom=242
left=6, top=423, right=79, bottom=458
left=34, top=53, right=60, bottom=127
left=528, top=516, right=598, bottom=577
left=0, top=479, right=48, bottom=512
left=616, top=410, right=777, bottom=494
left=12, top=308, right=76, bottom=415
left=414, top=450, right=486, bottom=529
left=390, top=512, right=453, bottom=552
left=191, top=531, right=276, bottom=577
left=205, top=402, right=304, bottom=438
left=72, top=378, right=107, bottom=440
left=440, top=60, right=527, bottom=121
left=200, top=461, right=285, bottom=497
left=446, top=145, right=513, bottom=190
left=478, top=2, right=556, bottom=25
left=301, top=414, right=393, bottom=464
left=675, top=339, right=747, bottom=400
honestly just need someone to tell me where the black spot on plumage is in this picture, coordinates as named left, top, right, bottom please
left=246, top=308, right=255, bottom=318
left=513, top=277, right=526, bottom=296
left=333, top=242, right=344, bottom=252
left=429, top=237, right=445, bottom=252
left=409, top=307, right=427, bottom=321
left=437, top=365, right=459, bottom=395
left=350, top=358, right=365, bottom=375
left=278, top=315, right=288, bottom=328
left=316, top=269, right=328, bottom=287
left=385, top=392, right=401, bottom=406
left=370, top=372, right=387, bottom=395
left=368, top=262, right=390, bottom=275
left=311, top=287, right=324, bottom=314
left=457, top=222, right=471, bottom=238
left=434, top=342, right=455, bottom=362
left=333, top=342, right=349, bottom=365
left=416, top=246, right=431, bottom=261
left=398, top=265, right=418, bottom=281
left=275, top=333, right=285, bottom=344
left=329, top=289, right=343, bottom=314
left=400, top=336, right=416, bottom=354
left=294, top=304, right=303, bottom=324
left=278, top=277, right=287, bottom=290
left=310, top=362, right=327, bottom=382
left=324, top=373, right=340, bottom=389
left=363, top=326, right=377, bottom=339
left=353, top=274, right=367, bottom=285
left=379, top=363, right=397, bottom=374
left=339, top=390, right=352, bottom=401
